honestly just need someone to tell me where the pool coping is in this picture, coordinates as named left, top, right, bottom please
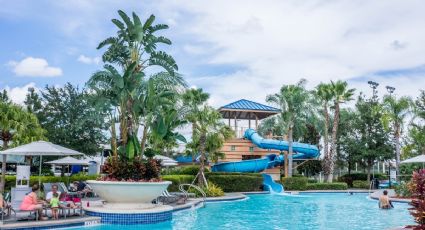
left=0, top=216, right=101, bottom=230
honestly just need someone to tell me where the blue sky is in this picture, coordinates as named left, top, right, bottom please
left=1, top=0, right=424, bottom=106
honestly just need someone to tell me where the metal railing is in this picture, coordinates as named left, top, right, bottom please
left=179, top=184, right=206, bottom=206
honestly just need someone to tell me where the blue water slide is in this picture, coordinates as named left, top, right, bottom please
left=244, top=129, right=319, bottom=159
left=211, top=157, right=270, bottom=173
left=262, top=174, right=284, bottom=193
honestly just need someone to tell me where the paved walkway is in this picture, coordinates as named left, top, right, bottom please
left=369, top=189, right=411, bottom=203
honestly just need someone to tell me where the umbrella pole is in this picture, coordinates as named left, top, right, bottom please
left=39, top=155, right=42, bottom=186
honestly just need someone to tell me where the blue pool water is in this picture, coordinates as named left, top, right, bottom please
left=73, top=193, right=414, bottom=230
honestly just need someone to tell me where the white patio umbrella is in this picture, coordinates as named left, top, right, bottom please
left=154, top=155, right=178, bottom=167
left=0, top=141, right=84, bottom=184
left=46, top=156, right=89, bottom=166
left=401, top=155, right=425, bottom=168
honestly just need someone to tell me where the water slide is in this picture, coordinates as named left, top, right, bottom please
left=211, top=129, right=320, bottom=193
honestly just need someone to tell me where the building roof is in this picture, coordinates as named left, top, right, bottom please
left=219, top=99, right=279, bottom=120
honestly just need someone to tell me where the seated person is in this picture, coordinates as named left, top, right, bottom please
left=45, top=184, right=61, bottom=202
left=20, top=184, right=47, bottom=220
left=59, top=192, right=78, bottom=209
left=50, top=193, right=60, bottom=220
left=379, top=190, right=394, bottom=209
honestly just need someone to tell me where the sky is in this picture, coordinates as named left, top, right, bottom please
left=1, top=0, right=425, bottom=107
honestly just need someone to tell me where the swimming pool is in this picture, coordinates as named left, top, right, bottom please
left=73, top=193, right=414, bottom=230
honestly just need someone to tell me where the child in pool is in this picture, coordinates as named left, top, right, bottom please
left=50, top=193, right=60, bottom=220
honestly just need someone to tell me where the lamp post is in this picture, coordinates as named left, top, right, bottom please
left=368, top=81, right=379, bottom=101
left=386, top=86, right=395, bottom=96
left=386, top=85, right=396, bottom=184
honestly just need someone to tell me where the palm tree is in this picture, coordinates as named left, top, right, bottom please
left=0, top=102, right=45, bottom=192
left=266, top=79, right=316, bottom=177
left=89, top=10, right=182, bottom=160
left=182, top=88, right=210, bottom=162
left=325, top=80, right=355, bottom=182
left=382, top=95, right=412, bottom=180
left=315, top=83, right=333, bottom=161
left=193, top=106, right=226, bottom=187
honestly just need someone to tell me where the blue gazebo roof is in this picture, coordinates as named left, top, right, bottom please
left=219, top=99, right=279, bottom=120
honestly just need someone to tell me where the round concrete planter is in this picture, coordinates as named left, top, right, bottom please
left=87, top=180, right=172, bottom=203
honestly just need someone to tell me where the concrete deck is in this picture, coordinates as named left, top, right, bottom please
left=0, top=216, right=101, bottom=230
left=369, top=189, right=411, bottom=203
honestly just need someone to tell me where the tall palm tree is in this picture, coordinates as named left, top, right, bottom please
left=266, top=79, right=316, bottom=177
left=193, top=106, right=225, bottom=187
left=382, top=95, right=412, bottom=180
left=325, top=80, right=355, bottom=182
left=182, top=88, right=210, bottom=162
left=89, top=10, right=182, bottom=160
left=315, top=83, right=333, bottom=161
left=0, top=102, right=45, bottom=192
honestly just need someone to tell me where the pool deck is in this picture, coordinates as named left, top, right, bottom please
left=0, top=216, right=101, bottom=230
left=369, top=189, right=411, bottom=203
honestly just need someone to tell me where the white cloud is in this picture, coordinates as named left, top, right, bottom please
left=77, top=55, right=101, bottom=65
left=3, top=83, right=38, bottom=105
left=156, top=0, right=425, bottom=106
left=8, top=57, right=62, bottom=77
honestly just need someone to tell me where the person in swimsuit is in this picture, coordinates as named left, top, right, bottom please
left=19, top=184, right=47, bottom=220
left=379, top=190, right=394, bottom=209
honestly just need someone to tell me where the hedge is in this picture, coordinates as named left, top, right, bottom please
left=163, top=166, right=209, bottom=176
left=206, top=174, right=263, bottom=192
left=281, top=177, right=308, bottom=191
left=306, top=182, right=348, bottom=190
left=338, top=173, right=386, bottom=187
left=4, top=174, right=98, bottom=192
left=161, top=175, right=195, bottom=192
left=352, top=180, right=370, bottom=189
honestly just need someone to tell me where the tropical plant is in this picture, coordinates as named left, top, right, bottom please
left=408, top=169, right=425, bottom=229
left=87, top=10, right=187, bottom=181
left=324, top=80, right=355, bottom=182
left=266, top=79, right=317, bottom=177
left=193, top=106, right=229, bottom=187
left=381, top=95, right=412, bottom=181
left=182, top=88, right=210, bottom=162
left=0, top=89, right=10, bottom=103
left=315, top=83, right=332, bottom=169
left=205, top=125, right=234, bottom=163
left=0, top=102, right=45, bottom=192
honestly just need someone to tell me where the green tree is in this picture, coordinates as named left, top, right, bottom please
left=403, top=91, right=425, bottom=158
left=0, top=90, right=10, bottom=103
left=89, top=10, right=181, bottom=161
left=381, top=95, right=412, bottom=180
left=182, top=88, right=210, bottom=162
left=266, top=79, right=316, bottom=177
left=354, top=96, right=394, bottom=182
left=193, top=106, right=230, bottom=186
left=315, top=83, right=332, bottom=168
left=324, top=80, right=355, bottom=182
left=0, top=102, right=45, bottom=192
left=25, top=83, right=107, bottom=155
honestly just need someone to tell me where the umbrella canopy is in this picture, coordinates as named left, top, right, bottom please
left=401, top=155, right=425, bottom=164
left=0, top=141, right=83, bottom=156
left=153, top=155, right=178, bottom=167
left=46, top=156, right=89, bottom=166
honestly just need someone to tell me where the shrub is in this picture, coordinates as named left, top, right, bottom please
left=395, top=181, right=413, bottom=198
left=408, top=169, right=425, bottom=229
left=281, top=177, right=308, bottom=191
left=306, top=182, right=348, bottom=190
left=161, top=175, right=195, bottom=192
left=338, top=173, right=387, bottom=187
left=352, top=180, right=370, bottom=189
left=206, top=173, right=263, bottom=192
left=163, top=166, right=210, bottom=175
left=307, top=178, right=318, bottom=184
left=101, top=157, right=162, bottom=182
left=190, top=182, right=224, bottom=197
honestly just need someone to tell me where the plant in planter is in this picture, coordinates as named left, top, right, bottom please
left=408, top=169, right=425, bottom=229
left=87, top=10, right=186, bottom=180
left=85, top=10, right=187, bottom=203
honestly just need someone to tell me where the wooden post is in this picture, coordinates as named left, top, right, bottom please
left=255, top=113, right=258, bottom=130
left=248, top=112, right=251, bottom=129
left=234, top=112, right=237, bottom=137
